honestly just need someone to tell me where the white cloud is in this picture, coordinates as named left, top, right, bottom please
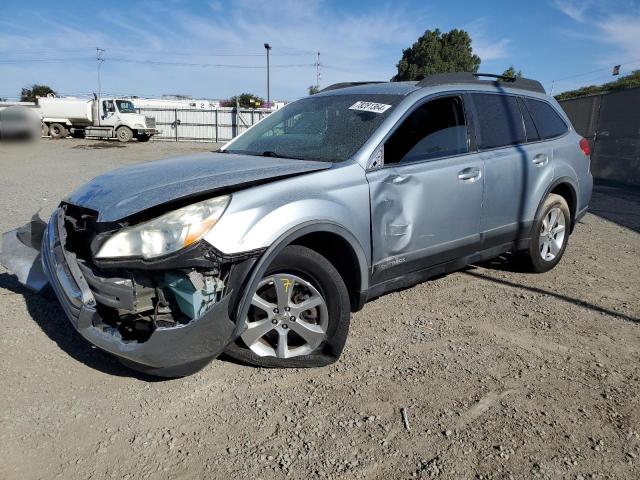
left=552, top=0, right=591, bottom=22
left=464, top=18, right=511, bottom=62
left=0, top=2, right=515, bottom=100
left=596, top=14, right=640, bottom=58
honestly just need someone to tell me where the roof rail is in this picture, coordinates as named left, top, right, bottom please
left=319, top=81, right=385, bottom=93
left=416, top=72, right=546, bottom=94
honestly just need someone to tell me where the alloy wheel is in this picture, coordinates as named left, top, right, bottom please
left=241, top=273, right=328, bottom=358
left=539, top=207, right=566, bottom=261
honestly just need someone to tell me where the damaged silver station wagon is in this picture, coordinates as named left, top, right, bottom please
left=0, top=73, right=593, bottom=377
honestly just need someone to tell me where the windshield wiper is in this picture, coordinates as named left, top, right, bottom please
left=223, top=149, right=307, bottom=160
left=261, top=150, right=285, bottom=158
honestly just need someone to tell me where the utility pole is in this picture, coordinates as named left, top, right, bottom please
left=96, top=47, right=105, bottom=99
left=264, top=43, right=272, bottom=107
left=315, top=51, right=321, bottom=89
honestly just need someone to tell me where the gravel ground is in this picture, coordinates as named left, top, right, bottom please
left=1, top=138, right=639, bottom=480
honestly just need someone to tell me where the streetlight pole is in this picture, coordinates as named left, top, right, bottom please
left=264, top=43, right=272, bottom=107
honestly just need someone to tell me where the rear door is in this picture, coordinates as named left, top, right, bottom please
left=469, top=93, right=553, bottom=247
left=367, top=95, right=484, bottom=285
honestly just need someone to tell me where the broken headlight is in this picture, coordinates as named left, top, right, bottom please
left=95, top=196, right=230, bottom=260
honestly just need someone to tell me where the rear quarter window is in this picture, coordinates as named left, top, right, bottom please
left=471, top=93, right=525, bottom=149
left=525, top=98, right=568, bottom=139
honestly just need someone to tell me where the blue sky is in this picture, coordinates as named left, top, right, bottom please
left=1, top=0, right=639, bottom=101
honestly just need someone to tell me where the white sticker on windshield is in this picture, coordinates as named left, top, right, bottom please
left=349, top=101, right=392, bottom=114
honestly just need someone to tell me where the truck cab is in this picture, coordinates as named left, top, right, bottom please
left=92, top=98, right=157, bottom=142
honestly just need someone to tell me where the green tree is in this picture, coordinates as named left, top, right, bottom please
left=308, top=85, right=320, bottom=95
left=555, top=70, right=640, bottom=100
left=501, top=65, right=522, bottom=79
left=222, top=93, right=265, bottom=108
left=20, top=84, right=57, bottom=102
left=392, top=28, right=481, bottom=81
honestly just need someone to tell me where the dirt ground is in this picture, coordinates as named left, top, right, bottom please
left=1, top=138, right=639, bottom=480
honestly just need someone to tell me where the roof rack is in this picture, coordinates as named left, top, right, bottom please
left=319, top=81, right=385, bottom=92
left=416, top=72, right=545, bottom=94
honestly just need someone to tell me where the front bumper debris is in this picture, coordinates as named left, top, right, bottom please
left=0, top=215, right=49, bottom=292
left=1, top=210, right=253, bottom=377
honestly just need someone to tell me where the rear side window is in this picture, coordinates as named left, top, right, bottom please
left=471, top=93, right=525, bottom=149
left=384, top=96, right=469, bottom=164
left=517, top=97, right=540, bottom=142
left=525, top=98, right=568, bottom=139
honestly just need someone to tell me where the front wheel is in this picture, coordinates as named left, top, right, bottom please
left=116, top=126, right=133, bottom=143
left=521, top=193, right=571, bottom=273
left=225, top=245, right=351, bottom=368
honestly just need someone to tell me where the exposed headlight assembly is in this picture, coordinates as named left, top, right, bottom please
left=95, top=196, right=230, bottom=259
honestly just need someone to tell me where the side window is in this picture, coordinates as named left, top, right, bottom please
left=472, top=93, right=525, bottom=149
left=384, top=96, right=469, bottom=165
left=517, top=97, right=540, bottom=142
left=525, top=98, right=568, bottom=139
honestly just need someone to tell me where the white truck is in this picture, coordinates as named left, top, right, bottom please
left=38, top=97, right=158, bottom=142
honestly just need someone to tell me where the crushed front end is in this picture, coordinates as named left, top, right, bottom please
left=1, top=205, right=260, bottom=377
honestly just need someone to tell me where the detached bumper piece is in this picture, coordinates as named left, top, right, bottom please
left=0, top=215, right=49, bottom=292
left=32, top=209, right=238, bottom=377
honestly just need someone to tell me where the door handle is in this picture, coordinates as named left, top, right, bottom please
left=457, top=167, right=481, bottom=183
left=384, top=174, right=409, bottom=185
left=532, top=154, right=548, bottom=167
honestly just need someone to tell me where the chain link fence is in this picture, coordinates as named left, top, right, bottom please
left=136, top=107, right=273, bottom=143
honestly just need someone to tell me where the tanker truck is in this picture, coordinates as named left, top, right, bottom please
left=38, top=97, right=158, bottom=142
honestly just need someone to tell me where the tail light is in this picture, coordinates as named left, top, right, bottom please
left=579, top=137, right=591, bottom=156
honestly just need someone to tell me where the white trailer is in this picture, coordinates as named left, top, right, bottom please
left=131, top=98, right=221, bottom=110
left=38, top=97, right=158, bottom=142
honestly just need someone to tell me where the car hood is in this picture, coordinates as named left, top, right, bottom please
left=65, top=152, right=332, bottom=222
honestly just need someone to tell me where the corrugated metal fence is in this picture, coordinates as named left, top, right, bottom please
left=559, top=87, right=640, bottom=187
left=136, top=107, right=273, bottom=143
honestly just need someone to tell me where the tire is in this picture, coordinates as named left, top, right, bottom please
left=41, top=123, right=49, bottom=137
left=136, top=133, right=151, bottom=142
left=224, top=245, right=351, bottom=368
left=49, top=123, right=68, bottom=139
left=116, top=126, right=133, bottom=143
left=521, top=193, right=571, bottom=273
left=71, top=129, right=86, bottom=139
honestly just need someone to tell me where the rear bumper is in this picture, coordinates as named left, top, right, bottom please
left=36, top=210, right=237, bottom=377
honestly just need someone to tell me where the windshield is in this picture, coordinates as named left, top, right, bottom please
left=224, top=94, right=402, bottom=162
left=115, top=100, right=136, bottom=114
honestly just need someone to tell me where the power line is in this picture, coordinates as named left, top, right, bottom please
left=0, top=57, right=315, bottom=68
left=0, top=58, right=94, bottom=63
left=0, top=47, right=315, bottom=57
left=547, top=56, right=640, bottom=91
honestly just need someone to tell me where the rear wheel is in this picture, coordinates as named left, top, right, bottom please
left=225, top=245, right=351, bottom=368
left=521, top=193, right=571, bottom=273
left=116, top=126, right=133, bottom=143
left=136, top=133, right=151, bottom=142
left=49, top=123, right=68, bottom=139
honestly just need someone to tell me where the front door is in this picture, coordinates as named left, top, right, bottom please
left=100, top=99, right=117, bottom=127
left=367, top=95, right=484, bottom=285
